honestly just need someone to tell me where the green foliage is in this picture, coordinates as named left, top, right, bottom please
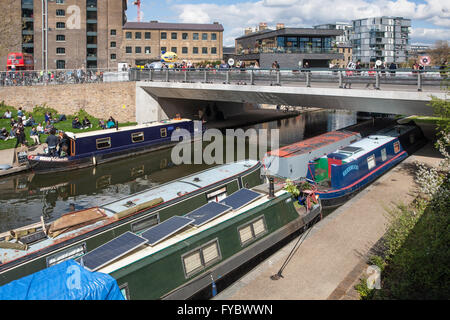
left=428, top=96, right=450, bottom=137
left=70, top=109, right=91, bottom=120
left=354, top=278, right=375, bottom=300
left=0, top=101, right=17, bottom=115
left=32, top=104, right=58, bottom=118
left=284, top=179, right=300, bottom=197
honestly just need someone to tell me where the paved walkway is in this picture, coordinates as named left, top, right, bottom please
left=214, top=141, right=443, bottom=300
left=0, top=145, right=44, bottom=177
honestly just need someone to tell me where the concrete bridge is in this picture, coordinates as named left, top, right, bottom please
left=135, top=69, right=447, bottom=123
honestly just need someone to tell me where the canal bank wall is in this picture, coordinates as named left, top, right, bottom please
left=214, top=137, right=443, bottom=300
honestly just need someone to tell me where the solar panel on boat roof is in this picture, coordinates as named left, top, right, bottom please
left=184, top=202, right=232, bottom=227
left=141, top=216, right=194, bottom=246
left=80, top=231, right=148, bottom=272
left=219, top=188, right=263, bottom=210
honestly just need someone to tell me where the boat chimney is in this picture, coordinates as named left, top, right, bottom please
left=268, top=177, right=275, bottom=198
left=116, top=121, right=119, bottom=131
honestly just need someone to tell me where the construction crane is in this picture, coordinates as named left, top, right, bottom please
left=133, top=0, right=142, bottom=22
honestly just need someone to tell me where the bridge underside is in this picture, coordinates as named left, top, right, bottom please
left=136, top=82, right=444, bottom=123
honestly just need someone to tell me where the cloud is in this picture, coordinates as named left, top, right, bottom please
left=170, top=0, right=450, bottom=46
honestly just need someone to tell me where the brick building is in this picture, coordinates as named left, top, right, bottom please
left=121, top=21, right=224, bottom=67
left=1, top=0, right=127, bottom=71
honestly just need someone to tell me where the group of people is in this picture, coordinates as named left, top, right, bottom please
left=72, top=116, right=92, bottom=130
left=45, top=128, right=71, bottom=157
left=98, top=116, right=117, bottom=130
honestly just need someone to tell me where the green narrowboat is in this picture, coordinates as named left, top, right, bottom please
left=91, top=181, right=321, bottom=300
left=0, top=160, right=263, bottom=286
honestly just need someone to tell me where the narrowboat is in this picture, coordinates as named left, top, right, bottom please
left=0, top=160, right=263, bottom=286
left=305, top=122, right=426, bottom=207
left=27, top=118, right=200, bottom=174
left=77, top=180, right=322, bottom=300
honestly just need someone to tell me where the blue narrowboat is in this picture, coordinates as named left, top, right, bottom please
left=306, top=122, right=426, bottom=207
left=28, top=118, right=200, bottom=174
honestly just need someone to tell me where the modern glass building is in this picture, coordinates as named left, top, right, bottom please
left=314, top=22, right=352, bottom=45
left=235, top=26, right=344, bottom=68
left=350, top=17, right=411, bottom=65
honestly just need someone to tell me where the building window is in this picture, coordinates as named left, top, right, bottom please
left=161, top=47, right=167, bottom=53
left=110, top=54, right=116, bottom=60
left=56, top=9, right=65, bottom=16
left=46, top=243, right=86, bottom=267
left=211, top=33, right=217, bottom=41
left=145, top=32, right=151, bottom=39
left=110, top=41, right=116, bottom=48
left=145, top=46, right=151, bottom=54
left=182, top=33, right=188, bottom=40
left=131, top=132, right=144, bottom=143
left=131, top=213, right=159, bottom=233
left=238, top=216, right=267, bottom=246
left=202, top=47, right=208, bottom=54
left=96, top=137, right=111, bottom=150
left=135, top=46, right=141, bottom=54
left=161, top=32, right=167, bottom=40
left=367, top=155, right=376, bottom=170
left=182, top=239, right=221, bottom=278
left=182, top=47, right=188, bottom=54
left=135, top=32, right=141, bottom=39
left=126, top=32, right=132, bottom=39
left=126, top=46, right=132, bottom=54
left=193, top=33, right=199, bottom=40
left=171, top=32, right=177, bottom=40
left=56, top=22, right=65, bottom=29
left=110, top=29, right=116, bottom=36
left=56, top=34, right=65, bottom=42
left=193, top=47, right=198, bottom=54
left=56, top=47, right=65, bottom=55
left=56, top=0, right=65, bottom=4
left=56, top=60, right=65, bottom=69
left=171, top=47, right=177, bottom=53
left=202, top=33, right=208, bottom=41
left=211, top=47, right=217, bottom=54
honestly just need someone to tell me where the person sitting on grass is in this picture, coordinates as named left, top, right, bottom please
left=30, top=127, right=40, bottom=145
left=106, top=118, right=116, bottom=129
left=82, top=116, right=92, bottom=129
left=98, top=119, right=106, bottom=129
left=2, top=109, right=12, bottom=119
left=0, top=127, right=10, bottom=141
left=72, top=117, right=83, bottom=129
left=17, top=107, right=24, bottom=118
left=9, top=117, right=16, bottom=127
left=44, top=120, right=54, bottom=134
left=36, top=122, right=44, bottom=134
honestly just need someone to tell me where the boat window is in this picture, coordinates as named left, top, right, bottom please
left=96, top=137, right=111, bottom=150
left=206, top=186, right=227, bottom=203
left=131, top=213, right=159, bottom=233
left=160, top=128, right=167, bottom=138
left=238, top=215, right=267, bottom=246
left=409, top=134, right=415, bottom=144
left=394, top=141, right=400, bottom=153
left=182, top=239, right=222, bottom=278
left=46, top=243, right=86, bottom=267
left=367, top=155, right=376, bottom=170
left=131, top=132, right=144, bottom=143
left=119, top=283, right=130, bottom=300
left=381, top=148, right=387, bottom=162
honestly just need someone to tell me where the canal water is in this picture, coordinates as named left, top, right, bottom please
left=0, top=109, right=359, bottom=233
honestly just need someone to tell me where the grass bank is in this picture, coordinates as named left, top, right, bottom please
left=0, top=103, right=136, bottom=150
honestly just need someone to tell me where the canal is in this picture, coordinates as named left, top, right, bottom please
left=0, top=109, right=359, bottom=234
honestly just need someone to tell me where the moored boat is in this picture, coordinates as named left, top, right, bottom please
left=27, top=118, right=200, bottom=174
left=306, top=121, right=426, bottom=207
left=0, top=160, right=262, bottom=286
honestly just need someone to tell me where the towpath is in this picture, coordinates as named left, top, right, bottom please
left=214, top=140, right=443, bottom=300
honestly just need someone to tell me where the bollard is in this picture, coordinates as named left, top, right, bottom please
left=149, top=69, right=153, bottom=81
left=203, top=70, right=207, bottom=83
left=417, top=72, right=422, bottom=92
left=375, top=71, right=380, bottom=90
left=225, top=71, right=230, bottom=84
left=338, top=71, right=343, bottom=88
left=306, top=72, right=311, bottom=88
left=165, top=69, right=169, bottom=82
left=275, top=71, right=281, bottom=86
left=268, top=177, right=275, bottom=198
left=184, top=71, right=188, bottom=83
left=250, top=70, right=254, bottom=85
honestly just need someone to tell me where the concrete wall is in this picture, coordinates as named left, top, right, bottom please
left=0, top=82, right=136, bottom=122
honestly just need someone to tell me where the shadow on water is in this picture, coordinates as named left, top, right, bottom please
left=0, top=109, right=359, bottom=233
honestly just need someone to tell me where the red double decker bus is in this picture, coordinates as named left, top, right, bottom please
left=6, top=52, right=34, bottom=71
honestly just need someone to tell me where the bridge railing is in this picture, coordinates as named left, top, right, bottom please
left=0, top=68, right=127, bottom=87
left=131, top=67, right=448, bottom=92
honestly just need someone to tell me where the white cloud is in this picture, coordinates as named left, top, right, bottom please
left=171, top=0, right=450, bottom=46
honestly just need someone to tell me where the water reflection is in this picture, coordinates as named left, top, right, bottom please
left=0, top=109, right=358, bottom=233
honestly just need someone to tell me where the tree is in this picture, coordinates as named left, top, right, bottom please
left=426, top=40, right=450, bottom=66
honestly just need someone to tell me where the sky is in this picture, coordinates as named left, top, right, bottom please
left=125, top=0, right=450, bottom=47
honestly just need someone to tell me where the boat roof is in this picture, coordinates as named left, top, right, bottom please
left=98, top=189, right=288, bottom=275
left=65, top=118, right=192, bottom=140
left=268, top=130, right=358, bottom=158
left=0, top=160, right=259, bottom=266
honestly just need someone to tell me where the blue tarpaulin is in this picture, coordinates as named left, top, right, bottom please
left=0, top=260, right=125, bottom=300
